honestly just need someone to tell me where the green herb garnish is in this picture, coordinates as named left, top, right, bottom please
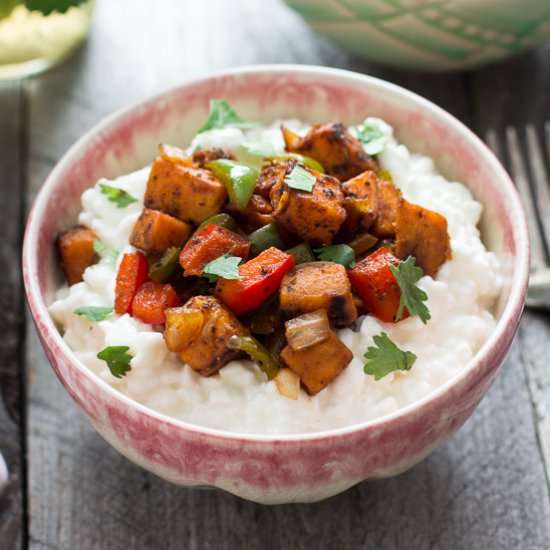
left=197, top=99, right=257, bottom=133
left=201, top=254, right=242, bottom=283
left=284, top=165, right=316, bottom=192
left=314, top=244, right=356, bottom=268
left=206, top=159, right=258, bottom=210
left=74, top=306, right=113, bottom=322
left=356, top=120, right=387, bottom=155
left=97, top=345, right=133, bottom=379
left=389, top=256, right=431, bottom=324
left=24, top=0, right=86, bottom=16
left=363, top=332, right=417, bottom=381
left=93, top=239, right=119, bottom=260
left=99, top=183, right=138, bottom=208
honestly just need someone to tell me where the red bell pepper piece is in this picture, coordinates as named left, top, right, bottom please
left=131, top=281, right=180, bottom=324
left=179, top=223, right=250, bottom=276
left=215, top=247, right=294, bottom=315
left=115, top=252, right=149, bottom=315
left=347, top=246, right=409, bottom=323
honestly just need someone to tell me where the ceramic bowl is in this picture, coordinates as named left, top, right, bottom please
left=284, top=0, right=550, bottom=71
left=23, top=65, right=529, bottom=504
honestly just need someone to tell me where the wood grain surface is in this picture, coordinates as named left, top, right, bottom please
left=1, top=0, right=550, bottom=548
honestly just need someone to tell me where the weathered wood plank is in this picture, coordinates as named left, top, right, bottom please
left=22, top=0, right=550, bottom=549
left=0, top=81, right=25, bottom=549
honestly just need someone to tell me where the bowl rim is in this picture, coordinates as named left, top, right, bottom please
left=22, top=63, right=530, bottom=443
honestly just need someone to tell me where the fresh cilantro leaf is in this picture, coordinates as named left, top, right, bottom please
left=242, top=141, right=277, bottom=157
left=356, top=120, right=387, bottom=155
left=24, top=0, right=87, bottom=15
left=389, top=256, right=431, bottom=324
left=206, top=159, right=258, bottom=210
left=93, top=239, right=119, bottom=260
left=99, top=183, right=138, bottom=208
left=197, top=99, right=257, bottom=133
left=97, top=345, right=133, bottom=379
left=314, top=244, right=356, bottom=268
left=201, top=254, right=242, bottom=283
left=284, top=165, right=316, bottom=192
left=74, top=306, right=114, bottom=322
left=363, top=332, right=417, bottom=381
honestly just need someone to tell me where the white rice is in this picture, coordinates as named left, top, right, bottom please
left=49, top=119, right=502, bottom=435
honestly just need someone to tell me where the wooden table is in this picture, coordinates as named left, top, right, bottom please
left=1, top=1, right=550, bottom=548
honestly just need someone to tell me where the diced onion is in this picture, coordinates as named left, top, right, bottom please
left=285, top=310, right=330, bottom=351
left=274, top=368, right=301, bottom=400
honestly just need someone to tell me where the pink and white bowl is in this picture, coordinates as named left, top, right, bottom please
left=22, top=65, right=529, bottom=504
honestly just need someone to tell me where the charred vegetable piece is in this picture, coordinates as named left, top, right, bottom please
left=270, top=165, right=346, bottom=245
left=149, top=246, right=181, bottom=283
left=241, top=294, right=280, bottom=335
left=232, top=194, right=273, bottom=229
left=215, top=247, right=294, bottom=315
left=286, top=242, right=316, bottom=265
left=282, top=123, right=377, bottom=181
left=144, top=156, right=227, bottom=224
left=206, top=159, right=258, bottom=210
left=248, top=223, right=283, bottom=257
left=114, top=252, right=149, bottom=315
left=347, top=246, right=408, bottom=323
left=131, top=282, right=180, bottom=324
left=273, top=368, right=301, bottom=400
left=158, top=144, right=194, bottom=166
left=179, top=224, right=250, bottom=276
left=267, top=153, right=325, bottom=173
left=280, top=261, right=357, bottom=327
left=281, top=323, right=353, bottom=395
left=227, top=335, right=279, bottom=380
left=395, top=197, right=451, bottom=277
left=192, top=147, right=235, bottom=167
left=164, top=296, right=250, bottom=377
left=285, top=309, right=331, bottom=351
left=346, top=233, right=378, bottom=255
left=130, top=208, right=193, bottom=255
left=193, top=213, right=236, bottom=236
left=57, top=225, right=96, bottom=285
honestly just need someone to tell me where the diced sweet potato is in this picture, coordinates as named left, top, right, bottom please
left=395, top=197, right=451, bottom=277
left=144, top=156, right=227, bottom=224
left=280, top=327, right=353, bottom=395
left=371, top=179, right=401, bottom=238
left=255, top=162, right=290, bottom=198
left=130, top=208, right=193, bottom=254
left=342, top=170, right=379, bottom=232
left=270, top=166, right=346, bottom=245
left=57, top=225, right=96, bottom=285
left=158, top=144, right=195, bottom=166
left=279, top=262, right=357, bottom=326
left=282, top=123, right=377, bottom=181
left=192, top=147, right=235, bottom=167
left=234, top=194, right=273, bottom=228
left=164, top=296, right=250, bottom=376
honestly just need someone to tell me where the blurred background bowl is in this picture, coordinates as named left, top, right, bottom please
left=283, top=0, right=550, bottom=71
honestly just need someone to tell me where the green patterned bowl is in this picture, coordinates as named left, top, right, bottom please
left=284, top=0, right=550, bottom=70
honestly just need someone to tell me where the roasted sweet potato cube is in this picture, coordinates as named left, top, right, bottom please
left=270, top=167, right=346, bottom=245
left=144, top=156, right=227, bottom=224
left=255, top=162, right=290, bottom=198
left=282, top=123, right=377, bottom=181
left=158, top=144, right=195, bottom=166
left=372, top=179, right=401, bottom=238
left=280, top=329, right=353, bottom=395
left=343, top=170, right=379, bottom=232
left=279, top=262, right=357, bottom=326
left=130, top=208, right=192, bottom=254
left=396, top=198, right=451, bottom=277
left=164, top=296, right=250, bottom=377
left=57, top=225, right=96, bottom=285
